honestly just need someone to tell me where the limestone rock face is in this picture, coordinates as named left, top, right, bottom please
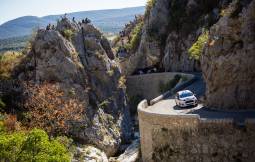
left=25, top=29, right=84, bottom=83
left=118, top=0, right=231, bottom=75
left=74, top=146, right=109, bottom=162
left=116, top=139, right=140, bottom=162
left=17, top=18, right=132, bottom=156
left=201, top=0, right=255, bottom=110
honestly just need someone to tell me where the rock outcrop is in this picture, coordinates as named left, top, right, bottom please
left=73, top=146, right=109, bottom=162
left=201, top=0, right=255, bottom=110
left=113, top=16, right=144, bottom=75
left=118, top=0, right=233, bottom=75
left=115, top=139, right=140, bottom=162
left=16, top=18, right=132, bottom=156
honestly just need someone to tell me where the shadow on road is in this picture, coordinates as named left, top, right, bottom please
left=186, top=106, right=255, bottom=122
left=173, top=105, right=197, bottom=110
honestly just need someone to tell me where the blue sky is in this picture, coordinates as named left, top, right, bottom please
left=0, top=0, right=147, bottom=24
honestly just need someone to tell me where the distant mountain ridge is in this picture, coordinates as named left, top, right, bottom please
left=0, top=6, right=145, bottom=39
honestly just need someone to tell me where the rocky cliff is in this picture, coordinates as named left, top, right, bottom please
left=15, top=18, right=132, bottom=156
left=201, top=0, right=255, bottom=110
left=115, top=0, right=255, bottom=111
left=117, top=0, right=233, bottom=75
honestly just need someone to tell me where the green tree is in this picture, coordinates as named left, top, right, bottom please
left=0, top=129, right=71, bottom=162
left=0, top=132, right=26, bottom=161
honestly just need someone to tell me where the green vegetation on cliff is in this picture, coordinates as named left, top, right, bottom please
left=63, top=29, right=74, bottom=41
left=0, top=99, right=5, bottom=112
left=188, top=31, right=209, bottom=60
left=145, top=0, right=156, bottom=18
left=125, top=21, right=144, bottom=51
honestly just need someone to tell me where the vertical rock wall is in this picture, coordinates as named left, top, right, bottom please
left=201, top=0, right=255, bottom=110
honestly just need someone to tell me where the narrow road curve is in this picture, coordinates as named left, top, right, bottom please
left=146, top=73, right=255, bottom=122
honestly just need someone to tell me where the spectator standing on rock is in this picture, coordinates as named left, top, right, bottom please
left=46, top=24, right=51, bottom=30
left=85, top=18, right=91, bottom=24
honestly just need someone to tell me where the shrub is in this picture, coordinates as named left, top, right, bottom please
left=0, top=99, right=5, bottom=112
left=124, top=21, right=144, bottom=52
left=3, top=114, right=20, bottom=132
left=55, top=136, right=76, bottom=153
left=145, top=0, right=156, bottom=18
left=107, top=70, right=114, bottom=77
left=130, top=21, right=144, bottom=51
left=188, top=31, right=209, bottom=60
left=118, top=76, right=126, bottom=89
left=0, top=121, right=5, bottom=133
left=112, top=35, right=121, bottom=47
left=24, top=83, right=85, bottom=135
left=63, top=29, right=74, bottom=41
left=0, top=128, right=71, bottom=162
left=98, top=99, right=111, bottom=109
left=159, top=75, right=181, bottom=93
left=0, top=51, right=24, bottom=79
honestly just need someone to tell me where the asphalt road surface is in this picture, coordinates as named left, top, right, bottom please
left=146, top=73, right=255, bottom=122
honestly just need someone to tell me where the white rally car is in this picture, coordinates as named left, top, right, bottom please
left=175, top=90, right=198, bottom=107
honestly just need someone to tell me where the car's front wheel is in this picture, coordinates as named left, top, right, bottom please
left=175, top=100, right=179, bottom=106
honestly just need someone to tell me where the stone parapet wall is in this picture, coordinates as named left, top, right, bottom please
left=138, top=100, right=255, bottom=162
left=127, top=73, right=194, bottom=101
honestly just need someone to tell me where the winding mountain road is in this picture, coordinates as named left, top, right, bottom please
left=146, top=73, right=255, bottom=122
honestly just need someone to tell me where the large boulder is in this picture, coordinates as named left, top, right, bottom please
left=16, top=18, right=132, bottom=156
left=201, top=0, right=255, bottom=110
left=73, top=146, right=109, bottom=162
left=116, top=139, right=140, bottom=162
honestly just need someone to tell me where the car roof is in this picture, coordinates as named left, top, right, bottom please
left=177, top=90, right=193, bottom=95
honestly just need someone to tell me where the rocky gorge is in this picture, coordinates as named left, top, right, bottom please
left=115, top=0, right=234, bottom=75
left=115, top=0, right=255, bottom=110
left=0, top=0, right=255, bottom=161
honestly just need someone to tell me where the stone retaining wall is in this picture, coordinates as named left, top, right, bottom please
left=126, top=73, right=193, bottom=101
left=138, top=100, right=255, bottom=162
